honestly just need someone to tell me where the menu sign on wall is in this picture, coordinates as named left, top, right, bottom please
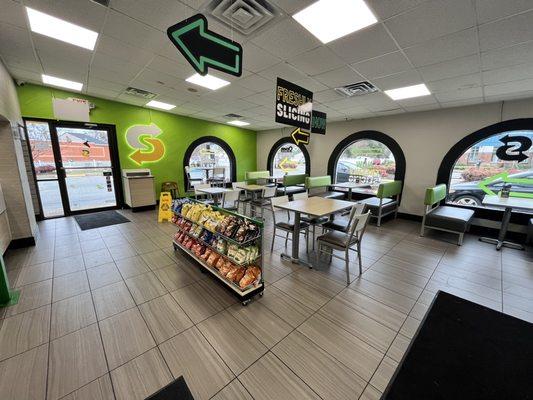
left=311, top=110, right=327, bottom=135
left=275, top=78, right=313, bottom=130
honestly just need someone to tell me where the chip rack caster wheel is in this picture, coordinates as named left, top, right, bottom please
left=242, top=299, right=251, bottom=306
left=259, top=292, right=264, bottom=297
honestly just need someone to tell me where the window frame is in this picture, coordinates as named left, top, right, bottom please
left=267, top=137, right=311, bottom=176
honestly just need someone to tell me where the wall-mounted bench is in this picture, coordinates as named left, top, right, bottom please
left=276, top=174, right=307, bottom=197
left=359, top=180, right=402, bottom=227
left=305, top=176, right=344, bottom=199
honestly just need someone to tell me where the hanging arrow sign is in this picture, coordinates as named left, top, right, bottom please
left=495, top=135, right=531, bottom=162
left=291, top=127, right=310, bottom=146
left=167, top=14, right=243, bottom=77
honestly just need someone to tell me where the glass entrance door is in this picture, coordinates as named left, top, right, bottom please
left=55, top=126, right=118, bottom=213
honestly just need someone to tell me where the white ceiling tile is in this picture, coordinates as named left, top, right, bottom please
left=359, top=92, right=409, bottom=111
left=111, top=0, right=194, bottom=30
left=293, top=76, right=328, bottom=92
left=327, top=24, right=397, bottom=64
left=427, top=73, right=482, bottom=93
left=103, top=10, right=165, bottom=52
left=268, top=0, right=315, bottom=14
left=0, top=0, right=27, bottom=29
left=287, top=46, right=344, bottom=76
left=202, top=84, right=256, bottom=101
left=396, top=94, right=438, bottom=107
left=365, top=0, right=428, bottom=20
left=484, top=78, right=533, bottom=96
left=351, top=51, right=412, bottom=79
left=131, top=68, right=182, bottom=93
left=34, top=35, right=92, bottom=67
left=402, top=104, right=439, bottom=112
left=87, top=77, right=127, bottom=93
left=485, top=89, right=533, bottom=103
left=482, top=63, right=533, bottom=85
left=475, top=0, right=533, bottom=24
left=404, top=28, right=478, bottom=67
left=86, top=87, right=121, bottom=100
left=96, top=35, right=155, bottom=67
left=385, top=0, right=475, bottom=47
left=116, top=93, right=149, bottom=106
left=91, top=51, right=145, bottom=82
left=439, top=97, right=484, bottom=108
left=234, top=74, right=273, bottom=93
left=24, top=0, right=107, bottom=31
left=258, top=62, right=309, bottom=83
left=6, top=66, right=42, bottom=83
left=146, top=55, right=193, bottom=80
left=241, top=42, right=282, bottom=73
left=418, top=55, right=480, bottom=82
left=313, top=66, right=364, bottom=89
left=314, top=89, right=345, bottom=103
left=478, top=10, right=533, bottom=51
left=242, top=89, right=275, bottom=106
left=0, top=23, right=40, bottom=71
left=251, top=18, right=321, bottom=60
left=434, top=87, right=483, bottom=102
left=371, top=69, right=422, bottom=90
left=481, top=41, right=533, bottom=70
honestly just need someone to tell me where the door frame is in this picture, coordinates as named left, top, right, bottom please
left=23, top=117, right=124, bottom=219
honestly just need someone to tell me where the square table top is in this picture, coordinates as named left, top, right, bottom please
left=331, top=182, right=372, bottom=189
left=235, top=184, right=265, bottom=191
left=196, top=187, right=231, bottom=195
left=274, top=196, right=354, bottom=217
left=482, top=195, right=533, bottom=211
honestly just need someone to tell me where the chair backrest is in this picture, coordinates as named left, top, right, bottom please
left=377, top=180, right=402, bottom=199
left=305, top=175, right=331, bottom=189
left=262, top=185, right=277, bottom=198
left=194, top=183, right=211, bottom=196
left=283, top=174, right=307, bottom=187
left=232, top=181, right=244, bottom=190
left=222, top=189, right=240, bottom=205
left=346, top=203, right=366, bottom=230
left=292, top=192, right=308, bottom=200
left=245, top=170, right=269, bottom=184
left=424, top=184, right=447, bottom=206
left=270, top=195, right=289, bottom=224
left=349, top=210, right=371, bottom=241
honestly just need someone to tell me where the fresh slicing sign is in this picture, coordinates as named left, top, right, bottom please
left=478, top=172, right=533, bottom=199
left=125, top=123, right=166, bottom=165
left=291, top=127, right=310, bottom=146
left=276, top=78, right=313, bottom=130
left=167, top=14, right=243, bottom=77
left=311, top=110, right=327, bottom=135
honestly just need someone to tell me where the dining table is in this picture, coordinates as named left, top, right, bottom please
left=195, top=186, right=230, bottom=206
left=479, top=195, right=533, bottom=250
left=330, top=182, right=375, bottom=200
left=274, top=196, right=354, bottom=266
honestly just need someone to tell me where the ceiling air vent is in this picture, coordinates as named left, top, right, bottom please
left=224, top=113, right=243, bottom=118
left=204, top=0, right=282, bottom=36
left=89, top=0, right=110, bottom=7
left=124, top=87, right=157, bottom=99
left=335, top=81, right=379, bottom=97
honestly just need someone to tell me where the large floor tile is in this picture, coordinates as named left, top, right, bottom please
left=138, top=294, right=193, bottom=344
left=92, top=281, right=135, bottom=320
left=83, top=249, right=114, bottom=269
left=159, top=327, right=234, bottom=400
left=14, top=261, right=53, bottom=287
left=6, top=279, right=52, bottom=317
left=61, top=374, right=114, bottom=400
left=349, top=278, right=415, bottom=314
left=53, top=271, right=89, bottom=303
left=369, top=356, right=398, bottom=392
left=108, top=244, right=138, bottom=261
left=272, top=331, right=366, bottom=400
left=257, top=285, right=314, bottom=328
left=197, top=310, right=267, bottom=375
left=51, top=292, right=96, bottom=339
left=53, top=255, right=85, bottom=277
left=115, top=256, right=150, bottom=279
left=211, top=379, right=253, bottom=400
left=141, top=249, right=177, bottom=270
left=273, top=275, right=333, bottom=310
left=86, top=262, right=123, bottom=290
left=99, top=308, right=156, bottom=369
left=153, top=264, right=196, bottom=291
left=239, top=352, right=320, bottom=400
left=125, top=271, right=167, bottom=304
left=111, top=348, right=173, bottom=400
left=48, top=324, right=108, bottom=400
left=170, top=282, right=226, bottom=324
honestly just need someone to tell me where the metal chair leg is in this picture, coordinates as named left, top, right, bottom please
left=458, top=232, right=464, bottom=246
left=285, top=231, right=289, bottom=247
left=345, top=248, right=351, bottom=284
left=357, top=242, right=363, bottom=275
left=271, top=228, right=276, bottom=252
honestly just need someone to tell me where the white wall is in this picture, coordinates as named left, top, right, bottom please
left=257, top=98, right=533, bottom=216
left=0, top=60, right=37, bottom=241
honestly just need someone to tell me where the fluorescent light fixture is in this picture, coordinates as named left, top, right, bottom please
left=26, top=7, right=98, bottom=50
left=293, top=0, right=377, bottom=44
left=186, top=74, right=230, bottom=90
left=42, top=74, right=83, bottom=91
left=146, top=100, right=176, bottom=110
left=384, top=84, right=431, bottom=100
left=227, top=120, right=250, bottom=126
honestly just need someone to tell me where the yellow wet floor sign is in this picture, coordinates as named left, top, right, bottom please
left=158, top=192, right=173, bottom=222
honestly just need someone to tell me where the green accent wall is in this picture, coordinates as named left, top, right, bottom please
left=16, top=84, right=256, bottom=197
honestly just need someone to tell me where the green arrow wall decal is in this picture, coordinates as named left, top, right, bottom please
left=478, top=172, right=533, bottom=198
left=167, top=14, right=243, bottom=77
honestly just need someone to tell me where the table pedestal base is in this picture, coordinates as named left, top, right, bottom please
left=478, top=237, right=524, bottom=251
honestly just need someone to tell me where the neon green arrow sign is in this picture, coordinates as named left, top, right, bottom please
left=167, top=14, right=243, bottom=77
left=478, top=172, right=533, bottom=198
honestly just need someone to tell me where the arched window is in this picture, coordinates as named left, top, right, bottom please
left=438, top=121, right=533, bottom=210
left=267, top=138, right=310, bottom=178
left=183, top=137, right=236, bottom=189
left=328, top=131, right=406, bottom=185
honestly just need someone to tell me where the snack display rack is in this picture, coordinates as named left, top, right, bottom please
left=172, top=199, right=264, bottom=305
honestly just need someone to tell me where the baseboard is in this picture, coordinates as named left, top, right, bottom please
left=132, top=205, right=156, bottom=213
left=397, top=212, right=422, bottom=222
left=8, top=236, right=36, bottom=249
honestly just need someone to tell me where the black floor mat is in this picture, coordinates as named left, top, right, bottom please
left=382, top=291, right=533, bottom=400
left=145, top=376, right=194, bottom=400
left=74, top=210, right=130, bottom=230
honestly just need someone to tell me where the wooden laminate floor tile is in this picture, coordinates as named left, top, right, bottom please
left=125, top=272, right=167, bottom=304
left=211, top=379, right=253, bottom=400
left=92, top=281, right=135, bottom=320
left=51, top=292, right=96, bottom=339
left=52, top=271, right=89, bottom=303
left=115, top=256, right=150, bottom=279
left=61, top=374, right=114, bottom=400
left=86, top=262, right=123, bottom=290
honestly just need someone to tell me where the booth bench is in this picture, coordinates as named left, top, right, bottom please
left=305, top=176, right=344, bottom=199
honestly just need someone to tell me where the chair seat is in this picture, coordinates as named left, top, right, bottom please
left=311, top=191, right=344, bottom=199
left=425, top=205, right=474, bottom=232
left=317, top=230, right=357, bottom=247
left=322, top=218, right=350, bottom=232
left=359, top=197, right=396, bottom=207
left=276, top=221, right=309, bottom=231
left=301, top=216, right=329, bottom=225
left=276, top=186, right=306, bottom=196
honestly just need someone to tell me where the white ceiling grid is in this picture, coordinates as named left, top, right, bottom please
left=1, top=0, right=533, bottom=130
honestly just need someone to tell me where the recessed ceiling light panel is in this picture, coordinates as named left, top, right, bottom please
left=186, top=74, right=230, bottom=90
left=146, top=100, right=176, bottom=110
left=384, top=84, right=431, bottom=100
left=26, top=7, right=98, bottom=50
left=42, top=74, right=83, bottom=91
left=228, top=120, right=250, bottom=126
left=293, top=0, right=377, bottom=44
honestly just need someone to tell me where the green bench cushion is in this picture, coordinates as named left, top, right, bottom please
left=424, top=184, right=447, bottom=205
left=305, top=176, right=331, bottom=189
left=283, top=174, right=307, bottom=186
left=377, top=180, right=402, bottom=198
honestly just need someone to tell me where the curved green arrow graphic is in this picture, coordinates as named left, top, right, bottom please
left=478, top=172, right=533, bottom=198
left=167, top=14, right=243, bottom=77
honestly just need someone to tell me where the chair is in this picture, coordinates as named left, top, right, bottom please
left=421, top=184, right=474, bottom=246
left=194, top=183, right=213, bottom=204
left=232, top=181, right=252, bottom=215
left=292, top=192, right=328, bottom=250
left=322, top=203, right=366, bottom=233
left=185, top=166, right=204, bottom=192
left=270, top=195, right=310, bottom=253
left=221, top=190, right=240, bottom=211
left=316, top=209, right=371, bottom=284
left=359, top=180, right=402, bottom=226
left=528, top=219, right=533, bottom=244
left=209, top=167, right=226, bottom=187
left=250, top=185, right=277, bottom=219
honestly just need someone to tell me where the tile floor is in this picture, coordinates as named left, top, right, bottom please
left=0, top=208, right=532, bottom=400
